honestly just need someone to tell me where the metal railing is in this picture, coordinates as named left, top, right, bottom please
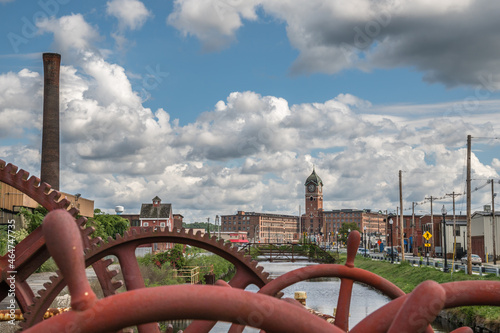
left=368, top=254, right=500, bottom=277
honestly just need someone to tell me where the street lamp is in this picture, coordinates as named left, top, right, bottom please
left=335, top=231, right=338, bottom=253
left=364, top=225, right=367, bottom=257
left=442, top=205, right=449, bottom=272
left=389, top=218, right=394, bottom=264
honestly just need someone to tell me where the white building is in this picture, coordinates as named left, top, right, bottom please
left=470, top=207, right=500, bottom=262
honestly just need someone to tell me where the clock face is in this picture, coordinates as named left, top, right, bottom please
left=308, top=184, right=316, bottom=192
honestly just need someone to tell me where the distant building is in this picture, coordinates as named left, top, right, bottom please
left=219, top=231, right=249, bottom=245
left=0, top=181, right=94, bottom=228
left=132, top=196, right=174, bottom=252
left=471, top=208, right=500, bottom=261
left=301, top=169, right=386, bottom=246
left=221, top=211, right=299, bottom=243
left=173, top=214, right=184, bottom=232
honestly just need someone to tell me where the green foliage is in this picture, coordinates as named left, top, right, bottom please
left=136, top=261, right=184, bottom=287
left=18, top=206, right=48, bottom=233
left=186, top=251, right=234, bottom=282
left=183, top=221, right=218, bottom=231
left=36, top=257, right=58, bottom=273
left=0, top=225, right=7, bottom=256
left=354, top=256, right=500, bottom=326
left=138, top=246, right=235, bottom=284
left=154, top=244, right=187, bottom=269
left=87, top=208, right=129, bottom=241
left=338, top=222, right=360, bottom=244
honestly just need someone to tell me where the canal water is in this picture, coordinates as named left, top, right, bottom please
left=208, top=261, right=452, bottom=332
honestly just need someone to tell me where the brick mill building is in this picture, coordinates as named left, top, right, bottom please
left=220, top=211, right=299, bottom=243
left=302, top=168, right=387, bottom=247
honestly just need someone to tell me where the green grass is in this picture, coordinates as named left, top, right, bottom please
left=350, top=256, right=500, bottom=327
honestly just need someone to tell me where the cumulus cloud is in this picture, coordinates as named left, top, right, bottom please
left=167, top=0, right=260, bottom=51
left=167, top=0, right=500, bottom=89
left=107, top=0, right=152, bottom=30
left=0, top=69, right=42, bottom=138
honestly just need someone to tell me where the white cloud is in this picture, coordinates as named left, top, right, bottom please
left=167, top=0, right=260, bottom=51
left=36, top=14, right=101, bottom=58
left=107, top=0, right=152, bottom=30
left=0, top=69, right=42, bottom=138
left=167, top=0, right=500, bottom=89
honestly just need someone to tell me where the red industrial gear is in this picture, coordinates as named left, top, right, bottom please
left=25, top=209, right=500, bottom=333
left=0, top=160, right=119, bottom=314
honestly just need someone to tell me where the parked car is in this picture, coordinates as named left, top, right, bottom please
left=384, top=248, right=398, bottom=257
left=461, top=254, right=482, bottom=265
left=357, top=248, right=370, bottom=255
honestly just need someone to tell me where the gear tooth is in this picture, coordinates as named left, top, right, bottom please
left=83, top=226, right=94, bottom=237
left=107, top=236, right=114, bottom=243
left=256, top=265, right=264, bottom=273
left=18, top=169, right=30, bottom=181
left=90, top=236, right=102, bottom=246
left=108, top=269, right=119, bottom=278
left=112, top=280, right=123, bottom=290
left=38, top=182, right=51, bottom=194
left=27, top=174, right=41, bottom=187
left=76, top=216, right=87, bottom=227
left=67, top=207, right=79, bottom=217
left=0, top=158, right=5, bottom=168
left=187, top=228, right=194, bottom=235
left=102, top=258, right=114, bottom=267
left=43, top=282, right=52, bottom=289
left=5, top=163, right=18, bottom=175
left=116, top=233, right=122, bottom=240
left=131, top=228, right=138, bottom=236
left=49, top=274, right=59, bottom=283
left=47, top=189, right=61, bottom=201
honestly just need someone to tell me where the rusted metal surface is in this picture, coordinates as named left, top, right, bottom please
left=0, top=159, right=119, bottom=315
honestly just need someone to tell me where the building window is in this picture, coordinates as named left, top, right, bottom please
left=143, top=222, right=149, bottom=227
left=160, top=222, right=166, bottom=227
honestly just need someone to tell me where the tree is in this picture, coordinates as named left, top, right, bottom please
left=18, top=206, right=48, bottom=233
left=87, top=209, right=129, bottom=241
left=183, top=222, right=218, bottom=232
left=338, top=222, right=360, bottom=245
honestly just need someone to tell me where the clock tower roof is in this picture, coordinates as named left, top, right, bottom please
left=305, top=168, right=323, bottom=186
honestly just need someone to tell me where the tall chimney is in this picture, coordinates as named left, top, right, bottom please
left=40, top=53, right=61, bottom=190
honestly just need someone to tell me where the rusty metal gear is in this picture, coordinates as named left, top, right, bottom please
left=0, top=160, right=119, bottom=314
left=20, top=225, right=272, bottom=330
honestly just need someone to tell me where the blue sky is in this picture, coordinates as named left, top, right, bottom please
left=1, top=0, right=499, bottom=221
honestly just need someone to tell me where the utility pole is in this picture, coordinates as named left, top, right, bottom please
left=447, top=192, right=460, bottom=261
left=412, top=202, right=416, bottom=256
left=399, top=170, right=405, bottom=261
left=492, top=179, right=497, bottom=265
left=467, top=135, right=472, bottom=275
left=425, top=196, right=434, bottom=256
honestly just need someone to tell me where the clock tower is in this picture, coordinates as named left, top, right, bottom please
left=304, top=168, right=323, bottom=238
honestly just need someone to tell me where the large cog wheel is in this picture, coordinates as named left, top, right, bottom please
left=20, top=226, right=272, bottom=331
left=0, top=160, right=118, bottom=313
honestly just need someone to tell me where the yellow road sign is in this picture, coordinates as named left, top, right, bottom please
left=424, top=243, right=431, bottom=247
left=423, top=231, right=432, bottom=240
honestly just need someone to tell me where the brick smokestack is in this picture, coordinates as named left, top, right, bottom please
left=40, top=53, right=61, bottom=191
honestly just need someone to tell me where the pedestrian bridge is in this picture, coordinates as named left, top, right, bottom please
left=240, top=243, right=337, bottom=263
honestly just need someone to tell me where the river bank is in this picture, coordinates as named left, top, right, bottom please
left=353, top=256, right=500, bottom=332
